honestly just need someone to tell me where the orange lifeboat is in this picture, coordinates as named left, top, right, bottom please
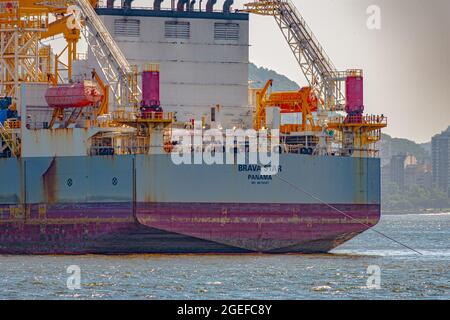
left=44, top=80, right=102, bottom=108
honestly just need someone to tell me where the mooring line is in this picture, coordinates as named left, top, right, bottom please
left=274, top=174, right=423, bottom=255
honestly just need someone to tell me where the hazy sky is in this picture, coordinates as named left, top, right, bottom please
left=59, top=0, right=450, bottom=142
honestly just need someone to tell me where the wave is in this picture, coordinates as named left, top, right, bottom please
left=418, top=212, right=450, bottom=216
left=331, top=249, right=450, bottom=257
left=386, top=212, right=450, bottom=217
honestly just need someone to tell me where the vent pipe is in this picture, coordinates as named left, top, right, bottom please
left=205, top=0, right=216, bottom=12
left=122, top=0, right=133, bottom=9
left=154, top=0, right=165, bottom=10
left=177, top=0, right=189, bottom=11
left=223, top=0, right=233, bottom=13
left=189, top=0, right=196, bottom=11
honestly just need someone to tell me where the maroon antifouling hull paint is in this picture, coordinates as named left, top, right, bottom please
left=136, top=202, right=380, bottom=252
left=0, top=202, right=380, bottom=254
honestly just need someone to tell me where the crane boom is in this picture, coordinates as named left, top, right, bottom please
left=244, top=0, right=346, bottom=111
left=254, top=79, right=318, bottom=132
left=73, top=0, right=139, bottom=110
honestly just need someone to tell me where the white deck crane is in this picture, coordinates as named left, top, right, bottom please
left=244, top=0, right=347, bottom=112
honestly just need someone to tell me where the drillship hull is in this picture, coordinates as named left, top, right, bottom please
left=0, top=154, right=381, bottom=254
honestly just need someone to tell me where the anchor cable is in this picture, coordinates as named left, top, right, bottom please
left=274, top=174, right=423, bottom=255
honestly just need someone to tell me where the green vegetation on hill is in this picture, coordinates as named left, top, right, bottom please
left=380, top=134, right=446, bottom=213
left=420, top=141, right=431, bottom=154
left=248, top=63, right=300, bottom=92
left=382, top=183, right=449, bottom=213
left=382, top=133, right=430, bottom=162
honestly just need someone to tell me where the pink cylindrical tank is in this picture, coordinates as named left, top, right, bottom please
left=45, top=81, right=102, bottom=108
left=345, top=71, right=364, bottom=115
left=141, top=65, right=160, bottom=108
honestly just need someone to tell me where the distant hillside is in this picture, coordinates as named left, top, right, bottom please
left=420, top=141, right=431, bottom=154
left=381, top=133, right=431, bottom=163
left=249, top=63, right=300, bottom=92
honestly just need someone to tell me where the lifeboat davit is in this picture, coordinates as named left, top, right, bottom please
left=44, top=80, right=102, bottom=108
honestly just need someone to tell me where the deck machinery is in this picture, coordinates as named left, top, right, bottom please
left=0, top=0, right=165, bottom=157
left=0, top=0, right=386, bottom=158
left=245, top=0, right=386, bottom=157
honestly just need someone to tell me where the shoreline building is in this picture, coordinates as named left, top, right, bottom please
left=383, top=154, right=433, bottom=191
left=432, top=126, right=450, bottom=196
left=389, top=154, right=407, bottom=190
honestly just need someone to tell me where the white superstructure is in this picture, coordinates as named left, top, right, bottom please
left=86, top=7, right=251, bottom=128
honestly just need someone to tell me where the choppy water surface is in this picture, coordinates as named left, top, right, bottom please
left=0, top=213, right=448, bottom=299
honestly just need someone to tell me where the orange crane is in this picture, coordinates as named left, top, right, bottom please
left=245, top=0, right=387, bottom=156
left=40, top=14, right=81, bottom=82
left=254, top=79, right=320, bottom=134
left=91, top=69, right=109, bottom=115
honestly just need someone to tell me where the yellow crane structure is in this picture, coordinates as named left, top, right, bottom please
left=0, top=0, right=139, bottom=109
left=0, top=0, right=100, bottom=101
left=327, top=114, right=387, bottom=157
left=254, top=79, right=320, bottom=134
left=244, top=0, right=346, bottom=112
left=40, top=12, right=82, bottom=83
left=91, top=68, right=109, bottom=115
left=0, top=0, right=53, bottom=102
left=0, top=0, right=145, bottom=157
left=245, top=0, right=387, bottom=157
